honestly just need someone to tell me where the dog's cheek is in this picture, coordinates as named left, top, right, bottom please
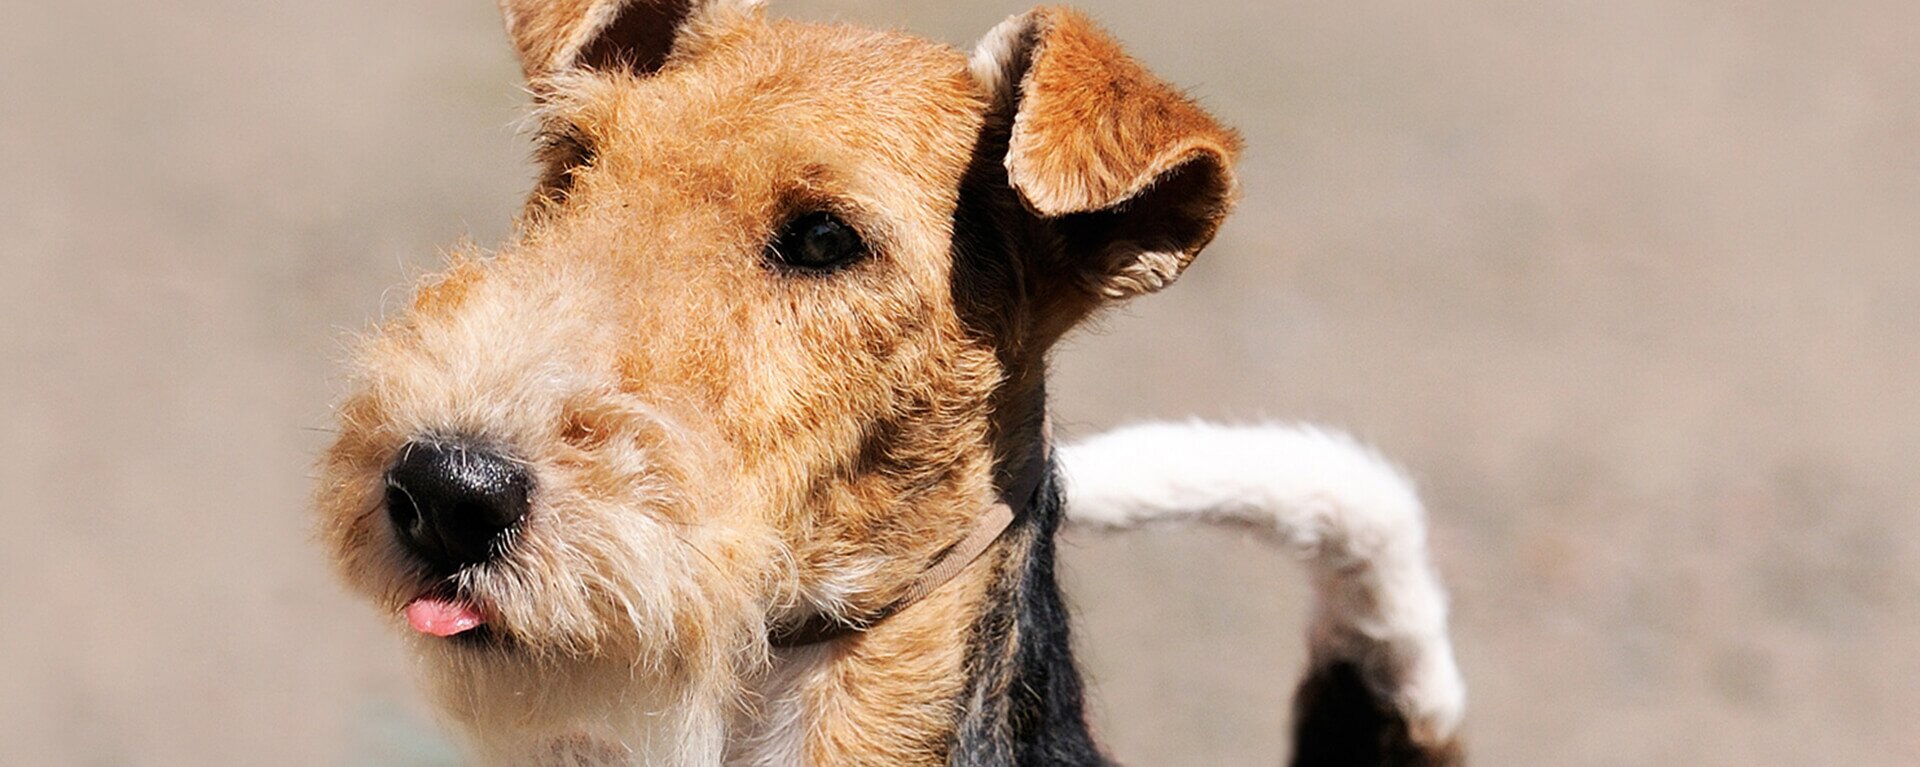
left=476, top=475, right=768, bottom=667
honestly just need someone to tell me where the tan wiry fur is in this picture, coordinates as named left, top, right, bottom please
left=315, top=3, right=1238, bottom=764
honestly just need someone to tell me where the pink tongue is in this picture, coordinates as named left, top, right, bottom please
left=405, top=597, right=485, bottom=637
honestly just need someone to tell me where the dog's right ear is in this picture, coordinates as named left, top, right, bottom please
left=499, top=0, right=764, bottom=79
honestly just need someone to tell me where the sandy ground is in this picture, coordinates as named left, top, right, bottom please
left=4, top=0, right=1916, bottom=764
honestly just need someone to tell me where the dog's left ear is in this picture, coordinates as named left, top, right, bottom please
left=499, top=0, right=764, bottom=79
left=972, top=7, right=1242, bottom=303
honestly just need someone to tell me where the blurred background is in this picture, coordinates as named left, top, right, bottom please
left=4, top=0, right=1916, bottom=764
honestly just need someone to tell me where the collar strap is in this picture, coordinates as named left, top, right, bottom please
left=769, top=435, right=1050, bottom=649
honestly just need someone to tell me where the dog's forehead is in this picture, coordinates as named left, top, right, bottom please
left=558, top=21, right=986, bottom=193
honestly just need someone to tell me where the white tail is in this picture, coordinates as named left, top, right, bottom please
left=1058, top=422, right=1465, bottom=762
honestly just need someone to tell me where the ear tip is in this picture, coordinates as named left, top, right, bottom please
left=503, top=0, right=765, bottom=79
left=1006, top=135, right=1240, bottom=220
left=1002, top=158, right=1082, bottom=219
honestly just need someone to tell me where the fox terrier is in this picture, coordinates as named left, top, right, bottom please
left=314, top=1, right=1465, bottom=764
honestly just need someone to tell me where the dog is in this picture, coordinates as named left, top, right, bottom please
left=313, top=1, right=1464, bottom=764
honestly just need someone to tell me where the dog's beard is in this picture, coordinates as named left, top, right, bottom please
left=422, top=648, right=738, bottom=766
left=447, top=495, right=737, bottom=660
left=402, top=492, right=772, bottom=766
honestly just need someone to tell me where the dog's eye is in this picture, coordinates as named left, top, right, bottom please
left=769, top=212, right=867, bottom=272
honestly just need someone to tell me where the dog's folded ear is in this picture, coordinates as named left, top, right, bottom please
left=499, top=0, right=764, bottom=79
left=972, top=7, right=1242, bottom=302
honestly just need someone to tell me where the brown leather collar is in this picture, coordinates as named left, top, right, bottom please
left=768, top=433, right=1051, bottom=649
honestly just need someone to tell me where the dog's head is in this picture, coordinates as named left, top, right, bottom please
left=316, top=0, right=1236, bottom=749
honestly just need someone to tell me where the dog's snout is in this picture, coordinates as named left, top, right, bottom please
left=385, top=440, right=531, bottom=571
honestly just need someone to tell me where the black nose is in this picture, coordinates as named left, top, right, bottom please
left=385, top=440, right=532, bottom=571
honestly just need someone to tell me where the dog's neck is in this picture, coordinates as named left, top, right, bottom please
left=767, top=386, right=1049, bottom=650
left=730, top=458, right=1102, bottom=767
left=946, top=467, right=1106, bottom=766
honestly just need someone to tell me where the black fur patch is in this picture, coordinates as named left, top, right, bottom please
left=947, top=470, right=1110, bottom=766
left=1291, top=661, right=1464, bottom=767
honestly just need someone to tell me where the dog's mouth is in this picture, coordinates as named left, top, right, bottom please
left=402, top=585, right=513, bottom=649
left=405, top=593, right=487, bottom=637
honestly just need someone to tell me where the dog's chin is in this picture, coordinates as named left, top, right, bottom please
left=423, top=622, right=514, bottom=651
left=408, top=619, right=622, bottom=718
left=408, top=617, right=733, bottom=764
